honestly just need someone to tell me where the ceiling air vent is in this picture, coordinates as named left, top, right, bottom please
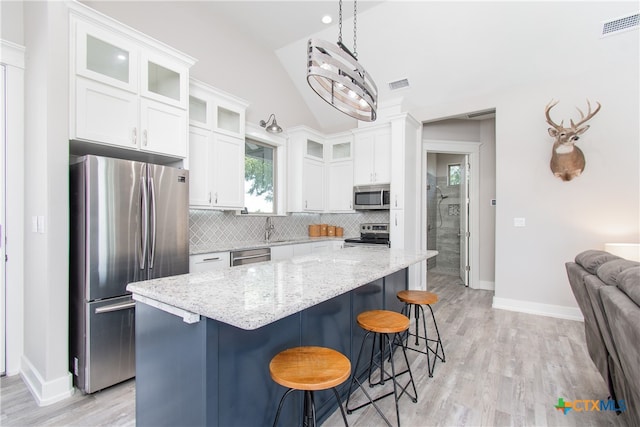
left=388, top=78, right=409, bottom=91
left=601, top=12, right=639, bottom=37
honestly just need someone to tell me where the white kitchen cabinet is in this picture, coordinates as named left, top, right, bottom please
left=189, top=252, right=231, bottom=272
left=188, top=128, right=245, bottom=210
left=328, top=161, right=353, bottom=212
left=302, top=158, right=325, bottom=212
left=189, top=79, right=247, bottom=138
left=326, top=134, right=354, bottom=212
left=70, top=13, right=195, bottom=158
left=212, top=133, right=245, bottom=208
left=270, top=245, right=294, bottom=261
left=187, top=79, right=248, bottom=210
left=353, top=125, right=391, bottom=185
left=140, top=98, right=187, bottom=157
left=287, top=127, right=327, bottom=213
left=293, top=243, right=313, bottom=257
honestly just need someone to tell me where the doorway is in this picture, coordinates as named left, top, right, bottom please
left=426, top=153, right=469, bottom=285
left=422, top=139, right=482, bottom=290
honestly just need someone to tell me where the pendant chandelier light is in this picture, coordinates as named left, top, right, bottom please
left=307, top=0, right=377, bottom=122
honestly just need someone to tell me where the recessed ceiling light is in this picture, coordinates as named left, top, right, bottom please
left=321, top=15, right=332, bottom=24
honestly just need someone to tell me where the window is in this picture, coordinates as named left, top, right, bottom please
left=448, top=163, right=461, bottom=186
left=244, top=139, right=275, bottom=214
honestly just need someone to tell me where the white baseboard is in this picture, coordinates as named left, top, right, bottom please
left=492, top=296, right=584, bottom=321
left=474, top=280, right=495, bottom=291
left=21, top=356, right=74, bottom=406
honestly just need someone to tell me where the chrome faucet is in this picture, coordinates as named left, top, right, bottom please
left=265, top=216, right=275, bottom=242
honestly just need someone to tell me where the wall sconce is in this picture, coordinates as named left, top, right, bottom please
left=259, top=114, right=283, bottom=134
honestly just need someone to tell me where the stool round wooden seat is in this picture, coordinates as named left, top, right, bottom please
left=397, top=290, right=445, bottom=377
left=346, top=310, right=418, bottom=427
left=270, top=346, right=350, bottom=427
left=357, top=310, right=410, bottom=334
left=397, top=290, right=438, bottom=306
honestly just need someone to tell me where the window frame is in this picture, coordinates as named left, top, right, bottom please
left=447, top=163, right=461, bottom=186
left=244, top=138, right=277, bottom=215
left=235, top=124, right=287, bottom=217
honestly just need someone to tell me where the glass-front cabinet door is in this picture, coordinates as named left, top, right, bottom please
left=141, top=53, right=188, bottom=109
left=75, top=19, right=138, bottom=93
left=331, top=141, right=351, bottom=160
left=189, top=95, right=209, bottom=129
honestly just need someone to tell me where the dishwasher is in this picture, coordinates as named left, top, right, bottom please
left=230, top=248, right=271, bottom=266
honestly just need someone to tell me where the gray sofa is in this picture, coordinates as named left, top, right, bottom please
left=566, top=250, right=639, bottom=425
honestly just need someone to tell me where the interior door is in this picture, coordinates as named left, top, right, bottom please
left=459, top=156, right=470, bottom=286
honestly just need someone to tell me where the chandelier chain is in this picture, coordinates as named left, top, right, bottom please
left=338, top=0, right=343, bottom=44
left=353, top=0, right=357, bottom=58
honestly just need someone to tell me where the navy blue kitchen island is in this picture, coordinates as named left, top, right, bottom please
left=127, top=247, right=435, bottom=426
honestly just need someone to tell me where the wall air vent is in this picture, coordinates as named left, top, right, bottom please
left=466, top=110, right=495, bottom=120
left=601, top=12, right=639, bottom=37
left=388, top=78, right=409, bottom=91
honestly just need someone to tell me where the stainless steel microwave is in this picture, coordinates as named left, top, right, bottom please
left=353, top=184, right=390, bottom=210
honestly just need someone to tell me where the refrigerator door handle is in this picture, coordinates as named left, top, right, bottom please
left=95, top=300, right=136, bottom=314
left=149, top=176, right=157, bottom=269
left=140, top=175, right=148, bottom=270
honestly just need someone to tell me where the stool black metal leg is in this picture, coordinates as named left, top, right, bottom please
left=426, top=303, right=446, bottom=365
left=303, top=390, right=315, bottom=427
left=331, top=387, right=350, bottom=427
left=413, top=304, right=420, bottom=346
left=273, top=388, right=296, bottom=427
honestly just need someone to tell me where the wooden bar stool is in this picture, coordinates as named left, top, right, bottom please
left=346, top=310, right=418, bottom=427
left=397, top=290, right=446, bottom=377
left=270, top=346, right=350, bottom=427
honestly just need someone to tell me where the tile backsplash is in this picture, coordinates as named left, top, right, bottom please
left=189, top=209, right=390, bottom=251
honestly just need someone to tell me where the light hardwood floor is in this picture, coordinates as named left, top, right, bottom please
left=0, top=272, right=627, bottom=426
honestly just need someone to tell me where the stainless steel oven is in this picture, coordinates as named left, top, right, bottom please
left=353, top=184, right=390, bottom=210
left=344, top=223, right=390, bottom=247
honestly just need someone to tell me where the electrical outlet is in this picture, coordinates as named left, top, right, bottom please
left=32, top=216, right=38, bottom=233
left=514, top=217, right=526, bottom=227
left=37, top=216, right=46, bottom=233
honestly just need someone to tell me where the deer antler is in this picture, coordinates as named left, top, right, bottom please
left=570, top=99, right=601, bottom=129
left=545, top=99, right=563, bottom=130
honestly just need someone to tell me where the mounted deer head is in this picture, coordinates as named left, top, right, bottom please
left=545, top=99, right=601, bottom=181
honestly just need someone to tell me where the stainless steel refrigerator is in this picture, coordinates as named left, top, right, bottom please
left=69, top=155, right=189, bottom=393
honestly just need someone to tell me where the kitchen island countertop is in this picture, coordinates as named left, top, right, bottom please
left=127, top=246, right=437, bottom=330
left=189, top=235, right=354, bottom=255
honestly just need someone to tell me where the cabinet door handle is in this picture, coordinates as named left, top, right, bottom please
left=143, top=129, right=148, bottom=146
left=132, top=128, right=137, bottom=145
left=395, top=195, right=398, bottom=207
left=305, top=200, right=308, bottom=209
left=208, top=192, right=212, bottom=204
left=395, top=213, right=398, bottom=226
left=202, top=257, right=220, bottom=262
left=215, top=192, right=218, bottom=204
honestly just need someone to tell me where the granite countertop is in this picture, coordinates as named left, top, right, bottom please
left=190, top=236, right=356, bottom=255
left=127, top=247, right=438, bottom=330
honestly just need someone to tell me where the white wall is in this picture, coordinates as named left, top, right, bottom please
left=0, top=0, right=24, bottom=44
left=22, top=0, right=73, bottom=404
left=80, top=0, right=319, bottom=132
left=414, top=22, right=639, bottom=319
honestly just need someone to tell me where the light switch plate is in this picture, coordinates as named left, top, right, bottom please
left=514, top=217, right=526, bottom=227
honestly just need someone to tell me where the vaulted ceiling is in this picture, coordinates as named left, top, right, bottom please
left=210, top=1, right=637, bottom=132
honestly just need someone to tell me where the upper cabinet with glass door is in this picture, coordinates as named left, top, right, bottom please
left=69, top=5, right=195, bottom=158
left=75, top=20, right=139, bottom=94
left=189, top=79, right=248, bottom=138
